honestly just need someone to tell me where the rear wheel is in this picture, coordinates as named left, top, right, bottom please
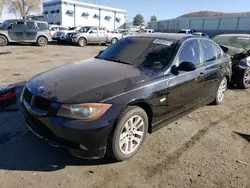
left=37, top=36, right=48, bottom=46
left=212, top=77, right=227, bottom=105
left=238, top=68, right=250, bottom=89
left=0, top=35, right=8, bottom=46
left=107, top=106, right=148, bottom=161
left=78, top=38, right=87, bottom=47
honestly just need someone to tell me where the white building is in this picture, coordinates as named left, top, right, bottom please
left=43, top=0, right=127, bottom=31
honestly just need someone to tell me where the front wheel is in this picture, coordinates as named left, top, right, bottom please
left=111, top=38, right=118, bottom=45
left=238, top=68, right=250, bottom=89
left=37, top=36, right=48, bottom=46
left=107, top=106, right=148, bottom=161
left=213, top=77, right=227, bottom=105
left=0, top=35, right=8, bottom=46
left=78, top=38, right=87, bottom=47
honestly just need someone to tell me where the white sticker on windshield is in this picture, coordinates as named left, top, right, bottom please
left=153, top=39, right=173, bottom=46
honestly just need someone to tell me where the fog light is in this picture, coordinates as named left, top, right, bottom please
left=79, top=144, right=88, bottom=150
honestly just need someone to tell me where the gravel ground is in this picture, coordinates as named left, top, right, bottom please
left=0, top=44, right=250, bottom=188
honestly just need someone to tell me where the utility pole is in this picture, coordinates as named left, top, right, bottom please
left=94, top=0, right=97, bottom=4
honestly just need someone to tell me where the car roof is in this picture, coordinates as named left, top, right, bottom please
left=215, top=34, right=250, bottom=37
left=132, top=33, right=199, bottom=41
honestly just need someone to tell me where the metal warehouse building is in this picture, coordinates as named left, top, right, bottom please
left=43, top=0, right=127, bottom=31
left=148, top=15, right=250, bottom=37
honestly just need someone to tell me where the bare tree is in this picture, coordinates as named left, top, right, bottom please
left=0, top=0, right=7, bottom=20
left=9, top=0, right=42, bottom=20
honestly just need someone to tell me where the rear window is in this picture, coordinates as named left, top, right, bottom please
left=98, top=37, right=177, bottom=69
left=37, top=22, right=48, bottom=30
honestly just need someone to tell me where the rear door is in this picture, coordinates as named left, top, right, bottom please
left=98, top=27, right=106, bottom=42
left=88, top=27, right=98, bottom=43
left=8, top=21, right=26, bottom=42
left=200, top=39, right=225, bottom=99
left=25, top=21, right=38, bottom=41
left=166, top=39, right=205, bottom=117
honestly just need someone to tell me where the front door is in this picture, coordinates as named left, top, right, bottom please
left=88, top=27, right=98, bottom=43
left=25, top=21, right=38, bottom=41
left=166, top=39, right=205, bottom=118
left=8, top=21, right=26, bottom=42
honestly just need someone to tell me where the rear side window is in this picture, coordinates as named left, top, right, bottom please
left=201, top=40, right=221, bottom=62
left=202, top=33, right=206, bottom=36
left=99, top=28, right=105, bottom=34
left=27, top=22, right=36, bottom=29
left=178, top=39, right=201, bottom=66
left=37, top=23, right=48, bottom=30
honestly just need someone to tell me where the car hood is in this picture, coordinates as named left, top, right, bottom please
left=25, top=58, right=161, bottom=104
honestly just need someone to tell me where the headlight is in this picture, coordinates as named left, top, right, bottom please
left=57, top=103, right=112, bottom=120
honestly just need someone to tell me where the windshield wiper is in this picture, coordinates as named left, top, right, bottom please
left=96, top=57, right=135, bottom=66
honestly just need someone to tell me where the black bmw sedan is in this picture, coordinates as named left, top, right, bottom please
left=21, top=33, right=232, bottom=161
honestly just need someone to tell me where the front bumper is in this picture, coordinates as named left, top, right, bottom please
left=21, top=101, right=118, bottom=159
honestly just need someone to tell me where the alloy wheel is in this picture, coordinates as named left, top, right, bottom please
left=244, top=69, right=250, bottom=87
left=119, top=115, right=145, bottom=155
left=217, top=78, right=227, bottom=102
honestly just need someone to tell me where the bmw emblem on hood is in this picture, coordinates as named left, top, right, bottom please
left=37, top=85, right=44, bottom=93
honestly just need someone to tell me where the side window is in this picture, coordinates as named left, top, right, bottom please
left=99, top=28, right=105, bottom=34
left=200, top=40, right=217, bottom=62
left=202, top=33, right=206, bottom=36
left=211, top=42, right=223, bottom=59
left=37, top=23, right=48, bottom=30
left=27, top=22, right=36, bottom=29
left=11, top=21, right=26, bottom=30
left=90, top=28, right=98, bottom=34
left=178, top=39, right=201, bottom=66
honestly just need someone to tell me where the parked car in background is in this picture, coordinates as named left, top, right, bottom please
left=140, top=29, right=154, bottom=33
left=213, top=34, right=250, bottom=89
left=193, top=32, right=209, bottom=38
left=0, top=19, right=51, bottom=46
left=67, top=26, right=123, bottom=46
left=55, top=26, right=83, bottom=42
left=178, top=29, right=196, bottom=34
left=122, top=31, right=138, bottom=38
left=49, top=25, right=68, bottom=40
left=21, top=33, right=231, bottom=161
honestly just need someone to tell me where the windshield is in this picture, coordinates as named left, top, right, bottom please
left=68, top=27, right=77, bottom=30
left=178, top=30, right=187, bottom=33
left=0, top=20, right=10, bottom=29
left=213, top=35, right=250, bottom=51
left=97, top=37, right=177, bottom=69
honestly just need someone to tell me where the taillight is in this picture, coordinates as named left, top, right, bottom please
left=49, top=31, right=51, bottom=36
left=122, top=34, right=123, bottom=38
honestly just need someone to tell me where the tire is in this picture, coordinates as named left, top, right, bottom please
left=101, top=43, right=106, bottom=46
left=37, top=36, right=48, bottom=46
left=107, top=106, right=148, bottom=161
left=238, top=68, right=250, bottom=89
left=78, top=38, right=87, bottom=47
left=111, top=38, right=118, bottom=45
left=212, top=77, right=227, bottom=105
left=0, top=35, right=8, bottom=46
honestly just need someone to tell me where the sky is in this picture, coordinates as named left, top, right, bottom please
left=2, top=0, right=250, bottom=22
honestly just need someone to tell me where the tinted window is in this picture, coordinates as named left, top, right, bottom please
left=178, top=39, right=201, bottom=66
left=37, top=23, right=48, bottom=30
left=27, top=22, right=36, bottom=29
left=201, top=40, right=218, bottom=62
left=79, top=26, right=91, bottom=33
left=98, top=37, right=177, bottom=68
left=12, top=21, right=26, bottom=30
left=202, top=33, right=206, bottom=36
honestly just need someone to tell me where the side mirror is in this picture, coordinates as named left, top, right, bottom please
left=8, top=24, right=14, bottom=30
left=89, top=31, right=93, bottom=34
left=98, top=50, right=104, bottom=56
left=177, top=61, right=196, bottom=72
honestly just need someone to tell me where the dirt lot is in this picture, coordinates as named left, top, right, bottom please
left=0, top=44, right=250, bottom=188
